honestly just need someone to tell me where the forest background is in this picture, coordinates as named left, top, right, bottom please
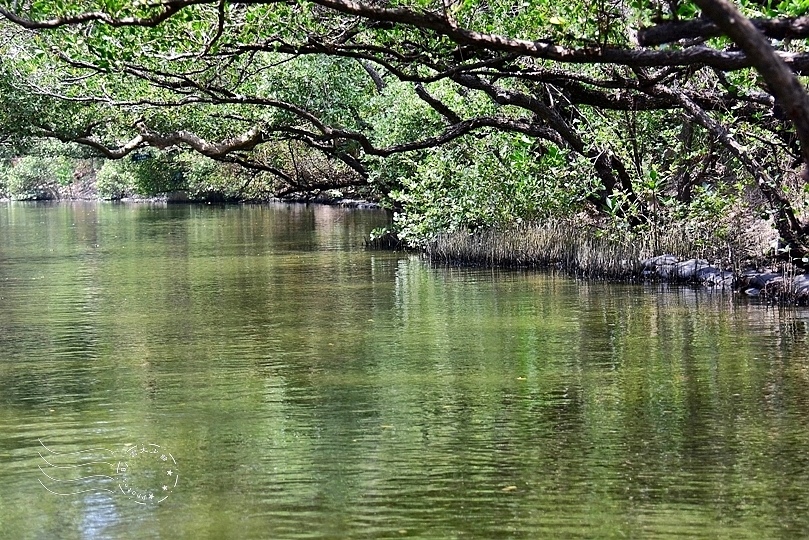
left=1, top=0, right=809, bottom=272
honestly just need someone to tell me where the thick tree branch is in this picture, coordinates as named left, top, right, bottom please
left=693, top=0, right=809, bottom=166
left=360, top=60, right=386, bottom=92
left=134, top=120, right=266, bottom=157
left=40, top=128, right=146, bottom=159
left=640, top=15, right=809, bottom=46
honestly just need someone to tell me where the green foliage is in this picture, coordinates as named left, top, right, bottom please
left=367, top=81, right=445, bottom=148
left=96, top=152, right=274, bottom=202
left=180, top=153, right=261, bottom=202
left=388, top=133, right=595, bottom=246
left=0, top=162, right=8, bottom=198
left=95, top=159, right=136, bottom=199
left=2, top=155, right=73, bottom=200
left=687, top=182, right=737, bottom=221
left=125, top=151, right=186, bottom=195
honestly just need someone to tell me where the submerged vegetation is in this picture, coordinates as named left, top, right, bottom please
left=0, top=0, right=808, bottom=278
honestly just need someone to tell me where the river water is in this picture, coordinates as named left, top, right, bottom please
left=1, top=202, right=809, bottom=539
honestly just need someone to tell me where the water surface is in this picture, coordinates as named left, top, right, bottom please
left=1, top=202, right=808, bottom=539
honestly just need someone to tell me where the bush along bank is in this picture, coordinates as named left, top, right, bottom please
left=423, top=220, right=809, bottom=305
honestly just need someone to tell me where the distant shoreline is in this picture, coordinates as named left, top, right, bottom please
left=0, top=193, right=384, bottom=210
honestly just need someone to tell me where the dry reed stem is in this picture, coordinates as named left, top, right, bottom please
left=425, top=219, right=768, bottom=280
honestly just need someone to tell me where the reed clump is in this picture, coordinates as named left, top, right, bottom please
left=425, top=217, right=773, bottom=280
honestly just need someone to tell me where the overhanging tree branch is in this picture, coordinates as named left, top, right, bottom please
left=0, top=1, right=190, bottom=28
left=639, top=14, right=809, bottom=46
left=692, top=0, right=809, bottom=167
left=9, top=0, right=809, bottom=74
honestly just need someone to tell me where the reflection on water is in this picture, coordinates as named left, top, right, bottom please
left=79, top=492, right=119, bottom=540
left=1, top=201, right=809, bottom=539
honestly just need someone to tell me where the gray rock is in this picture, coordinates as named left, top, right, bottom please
left=672, top=259, right=711, bottom=281
left=790, top=274, right=809, bottom=303
left=696, top=266, right=721, bottom=279
left=792, top=274, right=809, bottom=292
left=656, top=263, right=677, bottom=279
left=717, top=272, right=734, bottom=287
left=736, top=272, right=781, bottom=292
left=641, top=254, right=679, bottom=270
left=697, top=267, right=734, bottom=287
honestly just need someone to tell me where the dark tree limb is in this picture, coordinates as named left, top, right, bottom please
left=688, top=0, right=809, bottom=265
left=10, top=0, right=809, bottom=74
left=414, top=83, right=462, bottom=124
left=202, top=0, right=227, bottom=55
left=645, top=82, right=809, bottom=266
left=693, top=0, right=809, bottom=166
left=640, top=15, right=809, bottom=46
left=360, top=60, right=386, bottom=92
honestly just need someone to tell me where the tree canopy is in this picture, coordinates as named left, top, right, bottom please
left=1, top=0, right=809, bottom=263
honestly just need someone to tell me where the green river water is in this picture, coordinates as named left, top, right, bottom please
left=2, top=202, right=809, bottom=539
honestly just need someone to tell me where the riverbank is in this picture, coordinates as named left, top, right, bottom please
left=0, top=188, right=383, bottom=209
left=422, top=220, right=809, bottom=305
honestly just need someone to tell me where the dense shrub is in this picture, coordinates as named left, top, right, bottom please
left=95, top=160, right=137, bottom=199
left=126, top=152, right=186, bottom=195
left=3, top=155, right=72, bottom=200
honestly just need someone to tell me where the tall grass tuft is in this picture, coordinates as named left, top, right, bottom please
left=425, top=218, right=772, bottom=280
